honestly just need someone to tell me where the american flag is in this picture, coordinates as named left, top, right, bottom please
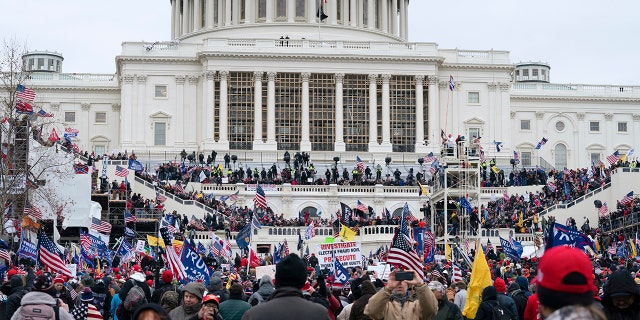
left=0, top=249, right=11, bottom=264
left=607, top=151, right=620, bottom=165
left=189, top=215, right=205, bottom=230
left=24, top=205, right=42, bottom=221
left=65, top=283, right=77, bottom=300
left=429, top=159, right=439, bottom=176
left=451, top=263, right=464, bottom=283
left=402, top=203, right=417, bottom=222
left=36, top=109, right=54, bottom=117
left=546, top=182, right=557, bottom=192
left=356, top=200, right=368, bottom=213
left=124, top=210, right=137, bottom=223
left=15, top=85, right=36, bottom=102
left=282, top=239, right=290, bottom=256
left=228, top=190, right=240, bottom=202
left=211, top=240, right=222, bottom=256
left=599, top=202, right=608, bottom=217
left=222, top=238, right=232, bottom=257
left=486, top=239, right=494, bottom=252
left=423, top=152, right=436, bottom=163
left=513, top=151, right=520, bottom=165
left=254, top=185, right=267, bottom=209
left=156, top=191, right=167, bottom=204
left=305, top=221, right=316, bottom=240
left=621, top=191, right=634, bottom=205
left=356, top=156, right=364, bottom=173
left=387, top=203, right=424, bottom=278
left=449, top=75, right=455, bottom=91
left=174, top=183, right=185, bottom=194
left=161, top=217, right=178, bottom=234
left=38, top=231, right=72, bottom=277
left=80, top=232, right=92, bottom=253
left=479, top=147, right=486, bottom=163
left=431, top=269, right=446, bottom=284
left=115, top=165, right=129, bottom=177
left=160, top=228, right=187, bottom=281
left=424, top=231, right=435, bottom=259
left=64, top=127, right=79, bottom=134
left=91, top=217, right=112, bottom=233
left=608, top=242, right=617, bottom=255
left=464, top=238, right=470, bottom=254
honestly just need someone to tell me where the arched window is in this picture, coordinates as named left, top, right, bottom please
left=301, top=206, right=319, bottom=218
left=555, top=143, right=567, bottom=169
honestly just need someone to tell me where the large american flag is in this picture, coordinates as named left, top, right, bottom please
left=387, top=203, right=424, bottom=278
left=124, top=210, right=137, bottom=223
left=115, top=165, right=129, bottom=177
left=254, top=185, right=267, bottom=209
left=599, top=202, right=608, bottom=217
left=15, top=85, right=36, bottom=102
left=0, top=249, right=11, bottom=264
left=356, top=156, right=364, bottom=173
left=282, top=239, right=290, bottom=256
left=38, top=231, right=72, bottom=277
left=24, top=205, right=42, bottom=221
left=228, top=190, right=240, bottom=202
left=356, top=200, right=368, bottom=213
left=160, top=228, right=187, bottom=280
left=91, top=217, right=112, bottom=233
left=606, top=151, right=620, bottom=165
left=423, top=152, right=436, bottom=164
left=305, top=221, right=316, bottom=240
left=621, top=191, right=634, bottom=205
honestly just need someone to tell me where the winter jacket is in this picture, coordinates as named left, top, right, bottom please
left=601, top=270, right=640, bottom=320
left=433, top=297, right=463, bottom=320
left=219, top=298, right=251, bottom=320
left=475, top=286, right=500, bottom=320
left=10, top=291, right=74, bottom=320
left=118, top=273, right=152, bottom=302
left=496, top=292, right=518, bottom=320
left=349, top=281, right=376, bottom=320
left=523, top=293, right=539, bottom=320
left=207, top=276, right=229, bottom=303
left=5, top=285, right=27, bottom=318
left=510, top=288, right=528, bottom=320
left=151, top=283, right=177, bottom=304
left=241, top=287, right=330, bottom=320
left=363, top=283, right=438, bottom=320
left=247, top=281, right=275, bottom=306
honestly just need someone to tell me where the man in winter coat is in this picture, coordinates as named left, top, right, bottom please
left=348, top=277, right=376, bottom=320
left=363, top=270, right=438, bottom=320
left=474, top=286, right=501, bottom=320
left=11, top=273, right=74, bottom=320
left=5, top=275, right=27, bottom=317
left=151, top=270, right=177, bottom=304
left=207, top=272, right=230, bottom=303
left=118, top=265, right=152, bottom=302
left=601, top=270, right=640, bottom=319
left=452, top=281, right=467, bottom=311
left=247, top=275, right=275, bottom=306
left=493, top=278, right=518, bottom=319
left=219, top=283, right=251, bottom=320
left=429, top=281, right=463, bottom=320
left=508, top=282, right=528, bottom=320
left=241, top=253, right=329, bottom=320
left=168, top=282, right=206, bottom=320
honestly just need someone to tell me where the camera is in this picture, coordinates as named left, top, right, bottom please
left=395, top=271, right=414, bottom=281
left=366, top=271, right=373, bottom=275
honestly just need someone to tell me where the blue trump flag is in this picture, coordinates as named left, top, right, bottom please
left=509, top=236, right=524, bottom=256
left=235, top=224, right=251, bottom=250
left=17, top=237, right=37, bottom=262
left=546, top=222, right=595, bottom=252
left=180, top=242, right=211, bottom=285
left=332, top=252, right=350, bottom=284
left=499, top=237, right=521, bottom=261
left=128, top=159, right=144, bottom=172
left=413, top=227, right=425, bottom=255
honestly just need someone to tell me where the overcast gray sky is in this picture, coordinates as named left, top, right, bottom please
left=2, top=0, right=637, bottom=85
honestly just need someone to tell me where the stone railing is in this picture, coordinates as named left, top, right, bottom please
left=512, top=82, right=639, bottom=96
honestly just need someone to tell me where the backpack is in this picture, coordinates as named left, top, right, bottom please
left=20, top=304, right=59, bottom=320
left=123, top=280, right=147, bottom=312
left=491, top=302, right=513, bottom=320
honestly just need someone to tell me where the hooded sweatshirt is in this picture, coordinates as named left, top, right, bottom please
left=602, top=270, right=640, bottom=320
left=10, top=291, right=75, bottom=320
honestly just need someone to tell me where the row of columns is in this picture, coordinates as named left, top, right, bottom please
left=171, top=0, right=410, bottom=40
left=201, top=72, right=439, bottom=152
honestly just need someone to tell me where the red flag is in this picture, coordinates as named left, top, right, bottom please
left=48, top=128, right=59, bottom=142
left=250, top=249, right=261, bottom=268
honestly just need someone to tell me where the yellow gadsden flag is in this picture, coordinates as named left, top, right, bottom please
left=147, top=235, right=165, bottom=247
left=340, top=224, right=356, bottom=242
left=418, top=182, right=429, bottom=196
left=462, top=240, right=493, bottom=319
left=445, top=243, right=452, bottom=262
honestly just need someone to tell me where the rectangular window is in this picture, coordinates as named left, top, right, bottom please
left=37, top=58, right=45, bottom=70
left=590, top=153, right=600, bottom=164
left=64, top=112, right=76, bottom=123
left=520, top=120, right=530, bottom=130
left=468, top=128, right=480, bottom=140
left=95, top=112, right=107, bottom=124
left=522, top=152, right=532, bottom=166
left=589, top=121, right=600, bottom=132
left=618, top=122, right=628, bottom=132
left=295, top=0, right=305, bottom=18
left=94, top=145, right=105, bottom=156
left=522, top=69, right=529, bottom=76
left=532, top=69, right=539, bottom=76
left=155, top=85, right=168, bottom=98
left=48, top=59, right=54, bottom=71
left=154, top=122, right=166, bottom=146
left=467, top=92, right=479, bottom=104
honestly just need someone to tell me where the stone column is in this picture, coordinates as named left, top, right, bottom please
left=203, top=71, right=215, bottom=149
left=427, top=76, right=440, bottom=147
left=391, top=0, right=397, bottom=36
left=415, top=75, right=425, bottom=150
left=399, top=0, right=406, bottom=39
left=232, top=0, right=240, bottom=25
left=121, top=75, right=134, bottom=147
left=368, top=73, right=378, bottom=146
left=205, top=0, right=214, bottom=28
left=350, top=0, right=357, bottom=27
left=335, top=73, right=345, bottom=151
left=329, top=0, right=337, bottom=25
left=267, top=72, right=277, bottom=145
left=175, top=75, right=186, bottom=145
left=367, top=0, right=375, bottom=29
left=381, top=0, right=388, bottom=33
left=287, top=0, right=295, bottom=22
left=183, top=0, right=190, bottom=34
left=194, top=0, right=202, bottom=30
left=300, top=72, right=311, bottom=151
left=218, top=71, right=229, bottom=144
left=499, top=82, right=511, bottom=150
left=218, top=0, right=224, bottom=26
left=171, top=0, right=178, bottom=38
left=267, top=0, right=275, bottom=22
left=225, top=0, right=232, bottom=26
left=253, top=71, right=264, bottom=146
left=308, top=0, right=316, bottom=23
left=187, top=75, right=199, bottom=147
left=381, top=74, right=391, bottom=145
left=136, top=75, right=147, bottom=145
left=244, top=0, right=253, bottom=23
left=488, top=82, right=498, bottom=142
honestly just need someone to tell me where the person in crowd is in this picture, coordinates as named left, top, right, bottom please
left=601, top=269, right=640, bottom=319
left=151, top=270, right=176, bottom=304
left=473, top=286, right=500, bottom=320
left=429, top=280, right=463, bottom=320
left=536, top=246, right=606, bottom=319
left=53, top=276, right=76, bottom=312
left=207, top=273, right=229, bottom=303
left=241, top=253, right=329, bottom=320
left=109, top=283, right=122, bottom=320
left=11, top=273, right=74, bottom=320
left=363, top=270, right=437, bottom=320
left=118, top=265, right=152, bottom=302
left=348, top=276, right=376, bottom=320
left=247, top=275, right=275, bottom=306
left=493, top=278, right=518, bottom=320
left=75, top=287, right=104, bottom=320
left=507, top=281, right=528, bottom=320
left=191, top=294, right=223, bottom=320
left=131, top=303, right=171, bottom=320
left=219, top=283, right=251, bottom=320
left=5, top=275, right=27, bottom=317
left=452, top=281, right=467, bottom=311
left=168, top=282, right=206, bottom=320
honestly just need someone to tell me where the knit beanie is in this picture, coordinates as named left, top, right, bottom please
left=81, top=287, right=94, bottom=302
left=275, top=253, right=307, bottom=289
left=33, top=272, right=53, bottom=291
left=162, top=270, right=173, bottom=284
left=494, top=278, right=507, bottom=293
left=10, top=275, right=23, bottom=288
left=507, top=282, right=520, bottom=293
left=183, top=282, right=205, bottom=300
